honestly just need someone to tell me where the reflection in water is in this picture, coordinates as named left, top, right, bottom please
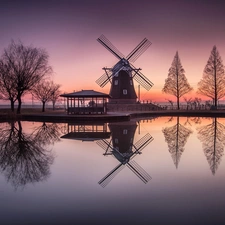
left=97, top=121, right=153, bottom=187
left=31, top=122, right=62, bottom=145
left=1, top=118, right=225, bottom=225
left=197, top=117, right=225, bottom=174
left=0, top=121, right=57, bottom=189
left=61, top=122, right=111, bottom=141
left=162, top=117, right=193, bottom=168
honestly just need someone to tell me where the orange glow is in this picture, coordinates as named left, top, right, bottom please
left=0, top=1, right=225, bottom=106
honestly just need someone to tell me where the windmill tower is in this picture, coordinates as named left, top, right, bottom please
left=96, top=121, right=153, bottom=187
left=96, top=35, right=154, bottom=104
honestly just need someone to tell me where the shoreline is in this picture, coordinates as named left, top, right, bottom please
left=1, top=108, right=225, bottom=122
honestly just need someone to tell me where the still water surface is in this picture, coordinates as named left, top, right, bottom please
left=0, top=117, right=225, bottom=225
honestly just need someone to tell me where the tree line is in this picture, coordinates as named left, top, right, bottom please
left=0, top=41, right=61, bottom=114
left=162, top=116, right=225, bottom=174
left=162, top=46, right=225, bottom=110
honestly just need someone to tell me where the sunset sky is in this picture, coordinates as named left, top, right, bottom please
left=1, top=0, right=225, bottom=103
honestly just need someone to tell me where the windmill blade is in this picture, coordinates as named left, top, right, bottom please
left=96, top=63, right=126, bottom=88
left=130, top=64, right=153, bottom=91
left=97, top=35, right=125, bottom=60
left=132, top=133, right=153, bottom=154
left=96, top=139, right=113, bottom=155
left=125, top=133, right=153, bottom=162
left=126, top=38, right=151, bottom=63
left=98, top=163, right=125, bottom=188
left=95, top=71, right=113, bottom=87
left=127, top=160, right=152, bottom=184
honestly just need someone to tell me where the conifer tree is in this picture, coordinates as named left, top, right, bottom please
left=197, top=46, right=225, bottom=109
left=162, top=51, right=193, bottom=110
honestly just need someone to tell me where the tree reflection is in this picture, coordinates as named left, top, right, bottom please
left=162, top=117, right=192, bottom=168
left=0, top=121, right=54, bottom=189
left=31, top=122, right=61, bottom=145
left=197, top=117, right=225, bottom=175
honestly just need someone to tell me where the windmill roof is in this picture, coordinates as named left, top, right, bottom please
left=60, top=90, right=110, bottom=98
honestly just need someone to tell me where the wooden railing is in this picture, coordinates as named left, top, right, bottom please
left=68, top=107, right=105, bottom=114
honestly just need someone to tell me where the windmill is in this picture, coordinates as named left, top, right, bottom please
left=96, top=35, right=154, bottom=103
left=96, top=121, right=153, bottom=187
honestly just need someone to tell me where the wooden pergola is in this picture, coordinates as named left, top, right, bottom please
left=60, top=122, right=111, bottom=141
left=60, top=90, right=110, bottom=115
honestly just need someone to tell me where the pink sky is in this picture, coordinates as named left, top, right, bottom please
left=1, top=0, right=225, bottom=103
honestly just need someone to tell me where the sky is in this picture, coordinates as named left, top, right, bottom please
left=0, top=0, right=225, bottom=103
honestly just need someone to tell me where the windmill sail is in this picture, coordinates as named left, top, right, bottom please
left=126, top=38, right=151, bottom=63
left=96, top=71, right=113, bottom=87
left=132, top=133, right=154, bottom=153
left=97, top=35, right=124, bottom=60
left=96, top=35, right=154, bottom=102
left=98, top=163, right=125, bottom=187
left=96, top=139, right=113, bottom=155
left=131, top=64, right=154, bottom=91
left=127, top=160, right=152, bottom=183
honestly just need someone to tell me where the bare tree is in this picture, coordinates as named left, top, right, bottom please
left=162, top=51, right=193, bottom=109
left=162, top=117, right=193, bottom=168
left=0, top=60, right=17, bottom=111
left=49, top=82, right=61, bottom=110
left=165, top=98, right=174, bottom=110
left=32, top=80, right=60, bottom=112
left=0, top=40, right=52, bottom=114
left=197, top=46, right=225, bottom=109
left=183, top=97, right=192, bottom=110
left=197, top=117, right=225, bottom=174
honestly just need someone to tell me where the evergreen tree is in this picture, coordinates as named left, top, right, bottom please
left=162, top=51, right=193, bottom=110
left=197, top=46, right=225, bottom=109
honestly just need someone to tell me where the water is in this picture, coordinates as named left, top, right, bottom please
left=0, top=117, right=225, bottom=225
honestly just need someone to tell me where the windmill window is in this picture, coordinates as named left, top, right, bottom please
left=130, top=80, right=133, bottom=85
left=123, top=129, right=128, bottom=134
left=115, top=138, right=118, bottom=143
left=123, top=89, right=127, bottom=95
left=114, top=80, right=118, bottom=85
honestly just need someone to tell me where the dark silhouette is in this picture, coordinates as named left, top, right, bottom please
left=162, top=51, right=193, bottom=109
left=96, top=121, right=153, bottom=187
left=0, top=40, right=52, bottom=113
left=60, top=122, right=111, bottom=141
left=197, top=46, right=225, bottom=109
left=197, top=117, right=225, bottom=174
left=49, top=82, right=62, bottom=110
left=0, top=121, right=55, bottom=189
left=96, top=35, right=153, bottom=104
left=162, top=117, right=193, bottom=168
left=32, top=80, right=61, bottom=112
left=0, top=61, right=17, bottom=112
left=31, top=122, right=62, bottom=145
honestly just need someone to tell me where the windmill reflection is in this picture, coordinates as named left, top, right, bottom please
left=197, top=117, right=225, bottom=175
left=0, top=121, right=56, bottom=189
left=162, top=117, right=192, bottom=168
left=97, top=121, right=153, bottom=187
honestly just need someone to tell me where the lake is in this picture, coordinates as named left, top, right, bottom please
left=0, top=116, right=225, bottom=225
